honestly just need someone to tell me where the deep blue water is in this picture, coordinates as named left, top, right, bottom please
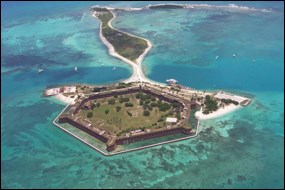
left=1, top=1, right=284, bottom=189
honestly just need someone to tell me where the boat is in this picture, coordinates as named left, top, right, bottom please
left=252, top=59, right=256, bottom=63
left=113, top=67, right=116, bottom=70
left=215, top=55, right=219, bottom=60
left=74, top=67, right=78, bottom=72
left=101, top=63, right=104, bottom=66
left=166, top=79, right=178, bottom=84
left=38, top=69, right=43, bottom=73
left=233, top=54, right=236, bottom=57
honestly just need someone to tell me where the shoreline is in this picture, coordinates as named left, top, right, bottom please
left=92, top=11, right=161, bottom=85
left=91, top=8, right=245, bottom=121
left=53, top=93, right=77, bottom=105
left=195, top=104, right=242, bottom=120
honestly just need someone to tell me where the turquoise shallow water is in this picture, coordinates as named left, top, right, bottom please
left=1, top=1, right=284, bottom=189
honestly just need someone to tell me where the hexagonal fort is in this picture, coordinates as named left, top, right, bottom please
left=58, top=84, right=196, bottom=152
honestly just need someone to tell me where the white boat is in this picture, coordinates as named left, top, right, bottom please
left=215, top=56, right=219, bottom=60
left=38, top=69, right=43, bottom=73
left=252, top=59, right=256, bottom=63
left=166, top=79, right=178, bottom=84
left=233, top=54, right=236, bottom=57
left=113, top=67, right=116, bottom=70
left=74, top=67, right=78, bottom=72
left=101, top=63, right=104, bottom=66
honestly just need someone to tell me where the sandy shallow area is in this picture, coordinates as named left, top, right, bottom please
left=195, top=104, right=242, bottom=120
left=54, top=94, right=77, bottom=105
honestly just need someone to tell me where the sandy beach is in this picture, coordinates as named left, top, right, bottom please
left=195, top=104, right=242, bottom=120
left=92, top=8, right=247, bottom=121
left=92, top=11, right=159, bottom=85
left=54, top=93, right=77, bottom=105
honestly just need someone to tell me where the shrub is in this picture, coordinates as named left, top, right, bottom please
left=158, top=103, right=171, bottom=111
left=125, top=102, right=133, bottom=107
left=108, top=99, right=115, bottom=105
left=158, top=118, right=164, bottom=122
left=126, top=111, right=132, bottom=116
left=136, top=93, right=143, bottom=99
left=96, top=103, right=101, bottom=107
left=119, top=97, right=129, bottom=103
left=87, top=112, right=93, bottom=118
left=105, top=109, right=109, bottom=114
left=91, top=103, right=96, bottom=110
left=143, top=110, right=150, bottom=116
left=145, top=99, right=151, bottom=104
left=116, top=106, right=121, bottom=112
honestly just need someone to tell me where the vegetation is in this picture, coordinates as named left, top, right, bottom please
left=87, top=112, right=93, bottom=118
left=93, top=87, right=107, bottom=92
left=143, top=110, right=150, bottom=116
left=116, top=106, right=121, bottom=112
left=203, top=95, right=218, bottom=114
left=108, top=99, right=116, bottom=105
left=95, top=9, right=148, bottom=62
left=119, top=97, right=129, bottom=103
left=148, top=4, right=185, bottom=9
left=116, top=82, right=132, bottom=89
left=221, top=99, right=239, bottom=105
left=158, top=102, right=171, bottom=111
left=91, top=103, right=96, bottom=110
left=125, top=102, right=134, bottom=107
left=77, top=93, right=178, bottom=137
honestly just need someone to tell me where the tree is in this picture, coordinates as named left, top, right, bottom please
left=176, top=112, right=181, bottom=120
left=91, top=103, right=96, bottom=110
left=105, top=109, right=109, bottom=114
left=119, top=97, right=129, bottom=103
left=125, top=102, right=133, bottom=107
left=143, top=110, right=150, bottom=116
left=87, top=112, right=93, bottom=118
left=116, top=106, right=121, bottom=112
left=158, top=103, right=171, bottom=111
left=108, top=99, right=115, bottom=105
left=93, top=87, right=101, bottom=92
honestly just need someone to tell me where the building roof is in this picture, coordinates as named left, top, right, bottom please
left=166, top=117, right=178, bottom=123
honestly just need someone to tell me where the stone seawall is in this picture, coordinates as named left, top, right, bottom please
left=58, top=116, right=109, bottom=143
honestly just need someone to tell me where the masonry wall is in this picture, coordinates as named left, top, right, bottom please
left=58, top=116, right=108, bottom=143
left=115, top=127, right=192, bottom=145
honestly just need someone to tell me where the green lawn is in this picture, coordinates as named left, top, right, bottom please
left=78, top=94, right=175, bottom=137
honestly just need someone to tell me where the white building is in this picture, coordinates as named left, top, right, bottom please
left=166, top=117, right=178, bottom=123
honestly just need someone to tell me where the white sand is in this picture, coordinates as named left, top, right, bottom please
left=54, top=94, right=77, bottom=105
left=195, top=104, right=242, bottom=120
left=92, top=11, right=159, bottom=85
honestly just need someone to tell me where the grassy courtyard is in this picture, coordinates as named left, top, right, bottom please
left=78, top=93, right=181, bottom=137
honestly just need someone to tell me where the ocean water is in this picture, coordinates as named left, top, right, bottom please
left=1, top=1, right=284, bottom=189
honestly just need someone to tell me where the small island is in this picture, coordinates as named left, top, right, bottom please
left=91, top=7, right=149, bottom=63
left=45, top=4, right=252, bottom=156
left=148, top=4, right=185, bottom=9
left=50, top=82, right=197, bottom=152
